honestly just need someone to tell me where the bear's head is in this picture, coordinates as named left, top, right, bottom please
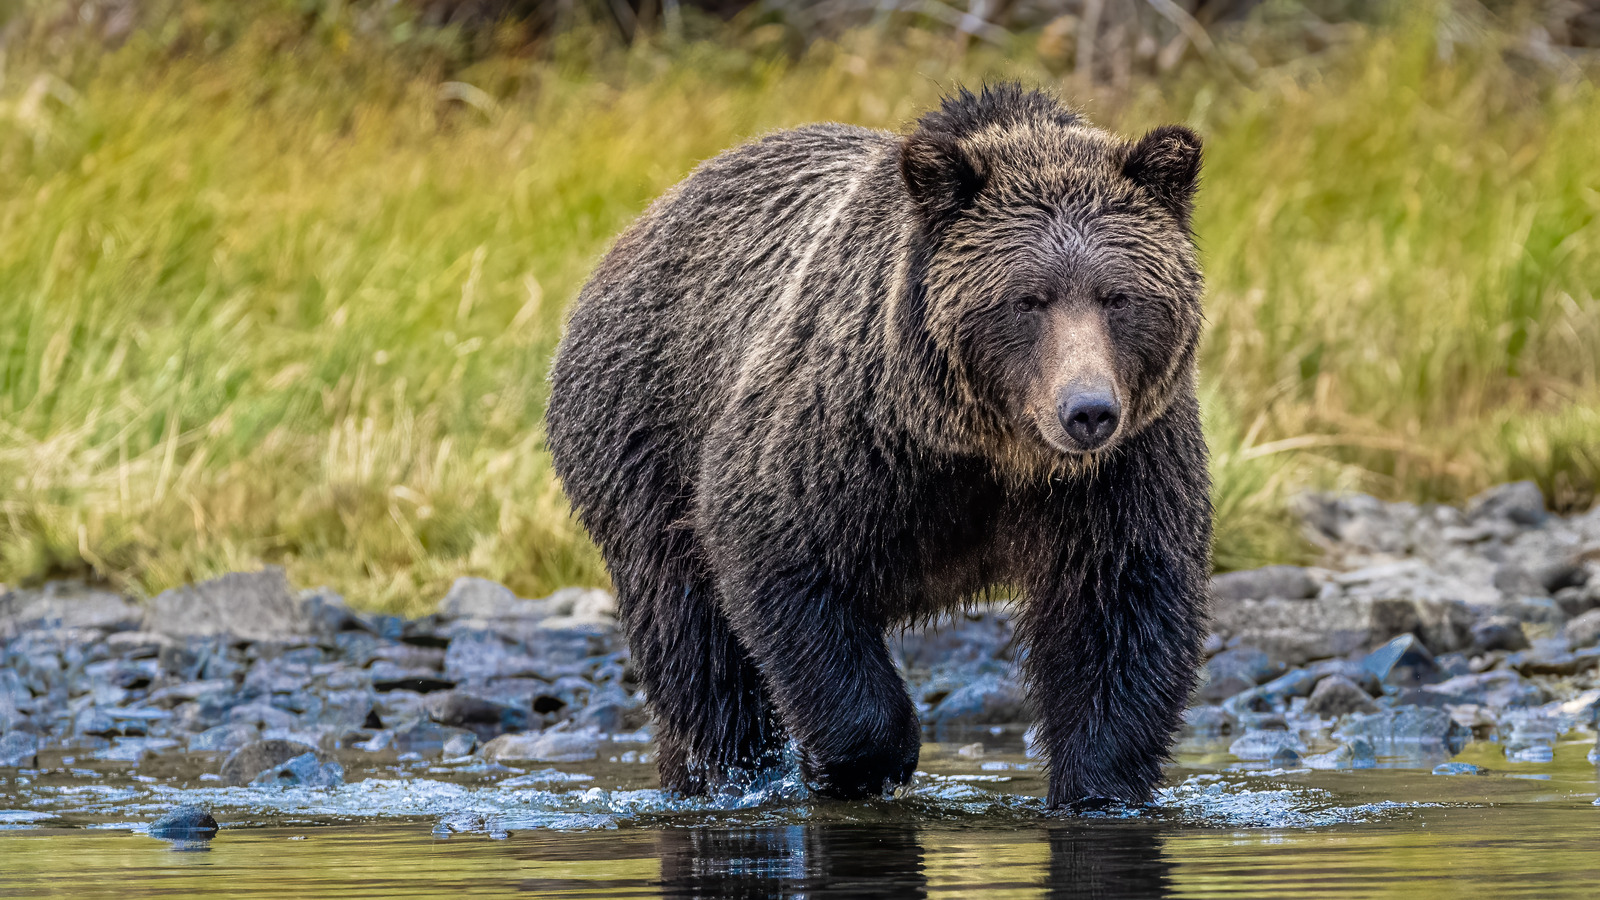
left=899, top=85, right=1203, bottom=474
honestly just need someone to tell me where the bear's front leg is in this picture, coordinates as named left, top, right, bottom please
left=1018, top=418, right=1212, bottom=809
left=717, top=562, right=921, bottom=799
left=1021, top=538, right=1208, bottom=807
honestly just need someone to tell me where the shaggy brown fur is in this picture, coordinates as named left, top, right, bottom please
left=546, top=84, right=1211, bottom=807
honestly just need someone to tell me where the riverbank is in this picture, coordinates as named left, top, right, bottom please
left=3, top=481, right=1597, bottom=796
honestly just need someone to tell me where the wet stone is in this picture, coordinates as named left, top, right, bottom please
left=1433, top=762, right=1486, bottom=776
left=389, top=719, right=476, bottom=759
left=425, top=690, right=529, bottom=739
left=250, top=752, right=344, bottom=788
left=1361, top=634, right=1437, bottom=688
left=1303, top=738, right=1377, bottom=770
left=442, top=732, right=478, bottom=758
left=1198, top=647, right=1283, bottom=704
left=1334, top=706, right=1468, bottom=752
left=1305, top=675, right=1379, bottom=717
left=925, top=674, right=1027, bottom=733
left=895, top=607, right=1015, bottom=670
left=574, top=686, right=644, bottom=734
left=220, top=739, right=318, bottom=786
left=1268, top=745, right=1302, bottom=767
left=1228, top=729, right=1306, bottom=761
left=483, top=729, right=601, bottom=763
left=0, top=731, right=39, bottom=767
left=147, top=805, right=218, bottom=841
left=1423, top=671, right=1543, bottom=709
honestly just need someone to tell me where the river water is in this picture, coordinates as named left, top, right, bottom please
left=3, top=734, right=1598, bottom=898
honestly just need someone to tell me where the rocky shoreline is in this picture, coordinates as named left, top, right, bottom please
left=2, top=482, right=1598, bottom=790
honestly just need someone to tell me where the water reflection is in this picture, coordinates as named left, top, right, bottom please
left=1044, top=823, right=1172, bottom=900
left=651, top=820, right=1172, bottom=899
left=656, top=824, right=927, bottom=899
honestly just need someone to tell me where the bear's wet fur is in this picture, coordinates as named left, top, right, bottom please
left=546, top=84, right=1211, bottom=807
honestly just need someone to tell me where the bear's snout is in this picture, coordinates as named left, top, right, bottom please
left=1056, top=386, right=1121, bottom=451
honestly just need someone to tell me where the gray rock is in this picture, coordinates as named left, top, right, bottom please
left=1471, top=616, right=1530, bottom=653
left=1211, top=592, right=1473, bottom=667
left=1199, top=647, right=1282, bottom=700
left=220, top=739, right=317, bottom=786
left=1500, top=711, right=1561, bottom=762
left=0, top=731, right=39, bottom=767
left=925, top=675, right=1027, bottom=729
left=1303, top=737, right=1377, bottom=770
left=1334, top=706, right=1468, bottom=751
left=1493, top=564, right=1546, bottom=597
left=539, top=587, right=619, bottom=630
left=148, top=805, right=218, bottom=841
left=1228, top=729, right=1306, bottom=761
left=1467, top=481, right=1546, bottom=526
left=1422, top=671, right=1543, bottom=709
left=1182, top=705, right=1235, bottom=735
left=437, top=578, right=551, bottom=621
left=1507, top=646, right=1600, bottom=677
left=188, top=723, right=260, bottom=753
left=1555, top=584, right=1600, bottom=619
left=390, top=719, right=475, bottom=758
left=443, top=632, right=545, bottom=682
left=0, top=583, right=141, bottom=639
left=1305, top=675, right=1380, bottom=717
left=483, top=729, right=600, bottom=763
left=1565, top=609, right=1600, bottom=649
left=574, top=686, right=645, bottom=734
left=442, top=732, right=478, bottom=758
left=145, top=569, right=315, bottom=642
left=1212, top=566, right=1317, bottom=602
left=250, top=752, right=344, bottom=787
left=1361, top=634, right=1436, bottom=687
left=424, top=690, right=529, bottom=737
left=896, top=607, right=1015, bottom=670
left=1534, top=560, right=1589, bottom=594
left=1491, top=595, right=1567, bottom=626
left=1268, top=745, right=1302, bottom=767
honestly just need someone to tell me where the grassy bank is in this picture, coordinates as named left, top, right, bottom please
left=1, top=5, right=1596, bottom=613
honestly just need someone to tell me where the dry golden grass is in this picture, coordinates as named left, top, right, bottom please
left=0, top=6, right=1595, bottom=612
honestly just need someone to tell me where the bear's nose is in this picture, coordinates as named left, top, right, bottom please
left=1057, top=390, right=1121, bottom=451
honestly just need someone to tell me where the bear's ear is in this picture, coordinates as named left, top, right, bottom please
left=1122, top=125, right=1202, bottom=227
left=900, top=131, right=987, bottom=222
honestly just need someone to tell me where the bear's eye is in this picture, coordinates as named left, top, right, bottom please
left=1013, top=296, right=1047, bottom=314
left=1102, top=293, right=1132, bottom=311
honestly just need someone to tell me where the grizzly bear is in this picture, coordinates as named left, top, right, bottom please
left=546, top=84, right=1211, bottom=808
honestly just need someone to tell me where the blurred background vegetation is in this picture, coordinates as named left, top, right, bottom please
left=0, top=0, right=1595, bottom=613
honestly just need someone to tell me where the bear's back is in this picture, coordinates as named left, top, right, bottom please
left=548, top=123, right=901, bottom=507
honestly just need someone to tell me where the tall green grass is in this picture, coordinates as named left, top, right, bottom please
left=1, top=6, right=1595, bottom=611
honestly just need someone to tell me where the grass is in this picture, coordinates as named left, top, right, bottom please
left=0, top=4, right=1595, bottom=613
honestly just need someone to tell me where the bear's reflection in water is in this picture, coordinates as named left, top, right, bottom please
left=653, top=823, right=1171, bottom=899
left=1045, top=824, right=1173, bottom=900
